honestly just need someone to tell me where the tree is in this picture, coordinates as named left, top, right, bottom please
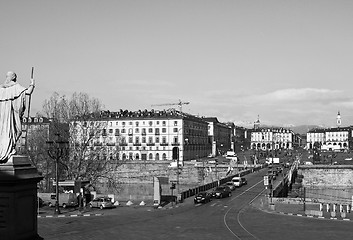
left=41, top=92, right=121, bottom=187
left=25, top=120, right=55, bottom=192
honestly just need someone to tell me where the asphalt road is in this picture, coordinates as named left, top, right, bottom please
left=38, top=169, right=353, bottom=240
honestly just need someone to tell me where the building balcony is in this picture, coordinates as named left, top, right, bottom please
left=160, top=143, right=169, bottom=146
left=147, top=143, right=155, bottom=146
left=172, top=143, right=180, bottom=146
left=106, top=143, right=115, bottom=146
left=134, top=143, right=142, bottom=146
left=120, top=143, right=128, bottom=146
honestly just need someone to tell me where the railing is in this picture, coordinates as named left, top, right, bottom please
left=179, top=165, right=264, bottom=202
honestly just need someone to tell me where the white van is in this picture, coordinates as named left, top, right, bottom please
left=232, top=176, right=247, bottom=187
left=48, top=193, right=78, bottom=208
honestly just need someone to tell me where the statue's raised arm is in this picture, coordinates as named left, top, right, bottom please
left=0, top=71, right=35, bottom=163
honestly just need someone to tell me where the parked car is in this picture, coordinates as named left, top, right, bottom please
left=211, top=186, right=232, bottom=199
left=194, top=192, right=212, bottom=204
left=224, top=182, right=236, bottom=191
left=89, top=197, right=114, bottom=209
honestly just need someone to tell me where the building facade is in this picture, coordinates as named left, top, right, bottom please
left=250, top=127, right=296, bottom=151
left=70, top=109, right=210, bottom=163
left=202, top=117, right=232, bottom=156
left=307, top=127, right=350, bottom=151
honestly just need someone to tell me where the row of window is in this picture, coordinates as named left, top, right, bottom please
left=108, top=120, right=179, bottom=127
left=100, top=136, right=180, bottom=144
left=103, top=127, right=182, bottom=135
left=121, top=152, right=168, bottom=161
left=23, top=117, right=45, bottom=123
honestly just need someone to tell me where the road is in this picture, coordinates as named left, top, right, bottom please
left=38, top=169, right=353, bottom=240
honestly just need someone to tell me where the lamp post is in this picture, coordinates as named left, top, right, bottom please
left=47, top=133, right=69, bottom=215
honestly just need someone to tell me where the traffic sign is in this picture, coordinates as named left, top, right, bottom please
left=264, top=175, right=269, bottom=186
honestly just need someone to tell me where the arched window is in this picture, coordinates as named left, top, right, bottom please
left=149, top=153, right=153, bottom=160
left=155, top=153, right=160, bottom=160
left=122, top=153, right=127, bottom=160
left=135, top=153, right=140, bottom=160
left=162, top=153, right=167, bottom=160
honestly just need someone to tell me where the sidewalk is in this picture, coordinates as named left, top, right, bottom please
left=251, top=194, right=353, bottom=221
left=37, top=200, right=156, bottom=218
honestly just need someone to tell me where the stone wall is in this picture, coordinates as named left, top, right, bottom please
left=298, top=165, right=353, bottom=187
left=298, top=165, right=353, bottom=204
left=95, top=161, right=236, bottom=201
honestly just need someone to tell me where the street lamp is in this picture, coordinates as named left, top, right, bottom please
left=46, top=133, right=69, bottom=215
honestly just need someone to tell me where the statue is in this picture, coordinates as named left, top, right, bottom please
left=0, top=71, right=35, bottom=163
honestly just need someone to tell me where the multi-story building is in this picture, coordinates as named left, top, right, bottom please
left=228, top=124, right=249, bottom=153
left=202, top=117, right=232, bottom=156
left=251, top=127, right=295, bottom=151
left=306, top=128, right=325, bottom=149
left=70, top=109, right=210, bottom=163
left=306, top=112, right=351, bottom=151
left=307, top=127, right=350, bottom=151
left=20, top=117, right=52, bottom=152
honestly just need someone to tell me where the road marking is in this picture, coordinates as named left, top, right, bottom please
left=223, top=178, right=264, bottom=240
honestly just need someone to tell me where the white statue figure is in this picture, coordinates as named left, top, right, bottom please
left=0, top=71, right=35, bottom=163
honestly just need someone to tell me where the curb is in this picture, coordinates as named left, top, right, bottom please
left=277, top=211, right=351, bottom=221
left=38, top=213, right=103, bottom=218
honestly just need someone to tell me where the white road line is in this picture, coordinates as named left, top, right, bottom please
left=223, top=178, right=264, bottom=240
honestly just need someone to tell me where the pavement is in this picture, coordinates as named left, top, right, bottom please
left=250, top=191, right=353, bottom=222
left=38, top=190, right=353, bottom=223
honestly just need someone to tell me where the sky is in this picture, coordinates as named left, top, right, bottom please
left=1, top=0, right=353, bottom=128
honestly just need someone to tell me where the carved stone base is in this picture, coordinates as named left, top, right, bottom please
left=0, top=155, right=43, bottom=240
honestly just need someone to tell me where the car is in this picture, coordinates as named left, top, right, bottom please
left=89, top=197, right=114, bottom=209
left=211, top=186, right=232, bottom=199
left=194, top=192, right=212, bottom=204
left=267, top=169, right=278, bottom=178
left=267, top=172, right=276, bottom=180
left=224, top=182, right=236, bottom=191
left=241, top=177, right=247, bottom=185
left=232, top=176, right=246, bottom=187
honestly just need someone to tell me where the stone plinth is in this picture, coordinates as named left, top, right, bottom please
left=0, top=155, right=43, bottom=240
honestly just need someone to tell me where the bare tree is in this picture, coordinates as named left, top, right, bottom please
left=26, top=123, right=54, bottom=192
left=41, top=92, right=121, bottom=185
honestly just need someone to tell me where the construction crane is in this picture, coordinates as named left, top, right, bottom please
left=151, top=99, right=190, bottom=112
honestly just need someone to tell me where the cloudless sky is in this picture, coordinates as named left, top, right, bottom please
left=1, top=0, right=353, bottom=127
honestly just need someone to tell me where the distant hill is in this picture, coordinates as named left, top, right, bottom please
left=289, top=125, right=320, bottom=135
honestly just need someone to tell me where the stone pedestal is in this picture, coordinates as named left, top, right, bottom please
left=0, top=155, right=43, bottom=240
